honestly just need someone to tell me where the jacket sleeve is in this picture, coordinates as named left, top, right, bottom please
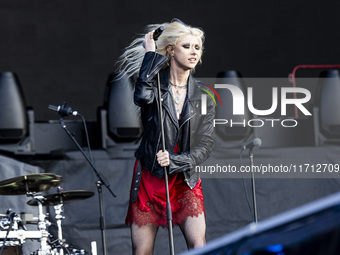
left=134, top=52, right=168, bottom=107
left=168, top=96, right=215, bottom=174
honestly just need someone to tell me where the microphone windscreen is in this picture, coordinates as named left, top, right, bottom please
left=253, top=138, right=262, bottom=147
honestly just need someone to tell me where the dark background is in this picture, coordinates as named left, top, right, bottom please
left=0, top=0, right=339, bottom=121
left=1, top=1, right=340, bottom=254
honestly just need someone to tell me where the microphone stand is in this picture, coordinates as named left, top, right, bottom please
left=249, top=148, right=258, bottom=223
left=157, top=73, right=175, bottom=255
left=59, top=117, right=116, bottom=255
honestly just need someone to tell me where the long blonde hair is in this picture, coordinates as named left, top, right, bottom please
left=115, top=19, right=205, bottom=80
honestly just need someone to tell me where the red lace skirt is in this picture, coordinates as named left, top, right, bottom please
left=125, top=160, right=205, bottom=228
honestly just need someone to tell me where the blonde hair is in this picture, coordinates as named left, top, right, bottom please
left=115, top=19, right=205, bottom=80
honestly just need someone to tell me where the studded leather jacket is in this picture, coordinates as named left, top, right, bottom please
left=131, top=52, right=215, bottom=201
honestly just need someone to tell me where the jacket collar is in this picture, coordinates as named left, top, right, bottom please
left=158, top=67, right=202, bottom=101
left=157, top=67, right=202, bottom=127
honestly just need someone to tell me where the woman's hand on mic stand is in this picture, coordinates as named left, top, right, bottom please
left=157, top=150, right=170, bottom=167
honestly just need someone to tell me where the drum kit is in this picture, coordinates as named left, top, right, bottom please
left=0, top=173, right=95, bottom=255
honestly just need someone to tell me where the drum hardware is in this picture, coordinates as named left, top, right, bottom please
left=0, top=209, right=27, bottom=232
left=0, top=174, right=92, bottom=255
left=51, top=187, right=65, bottom=255
left=27, top=194, right=52, bottom=255
left=0, top=209, right=29, bottom=255
left=0, top=210, right=16, bottom=255
left=0, top=173, right=62, bottom=255
left=54, top=204, right=65, bottom=253
left=27, top=188, right=94, bottom=255
left=20, top=213, right=38, bottom=226
left=32, top=244, right=87, bottom=255
left=0, top=213, right=12, bottom=231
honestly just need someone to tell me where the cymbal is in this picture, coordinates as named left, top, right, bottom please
left=0, top=173, right=63, bottom=195
left=27, top=190, right=95, bottom=206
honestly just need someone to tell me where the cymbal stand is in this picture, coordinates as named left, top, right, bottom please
left=50, top=187, right=67, bottom=255
left=30, top=194, right=52, bottom=255
left=52, top=203, right=65, bottom=255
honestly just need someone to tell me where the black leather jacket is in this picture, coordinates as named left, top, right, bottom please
left=134, top=52, right=215, bottom=189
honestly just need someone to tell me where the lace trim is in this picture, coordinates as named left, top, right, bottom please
left=126, top=190, right=205, bottom=228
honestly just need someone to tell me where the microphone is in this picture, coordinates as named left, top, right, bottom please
left=242, top=138, right=262, bottom=150
left=153, top=26, right=165, bottom=40
left=48, top=102, right=78, bottom=117
left=142, top=26, right=165, bottom=48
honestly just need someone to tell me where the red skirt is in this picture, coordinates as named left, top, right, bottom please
left=125, top=160, right=205, bottom=228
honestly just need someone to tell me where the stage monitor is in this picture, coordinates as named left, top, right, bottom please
left=0, top=72, right=28, bottom=143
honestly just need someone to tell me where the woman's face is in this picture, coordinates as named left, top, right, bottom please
left=170, top=34, right=202, bottom=71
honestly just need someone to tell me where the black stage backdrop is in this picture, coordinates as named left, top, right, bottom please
left=1, top=144, right=340, bottom=254
left=0, top=0, right=339, bottom=120
left=1, top=1, right=340, bottom=254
